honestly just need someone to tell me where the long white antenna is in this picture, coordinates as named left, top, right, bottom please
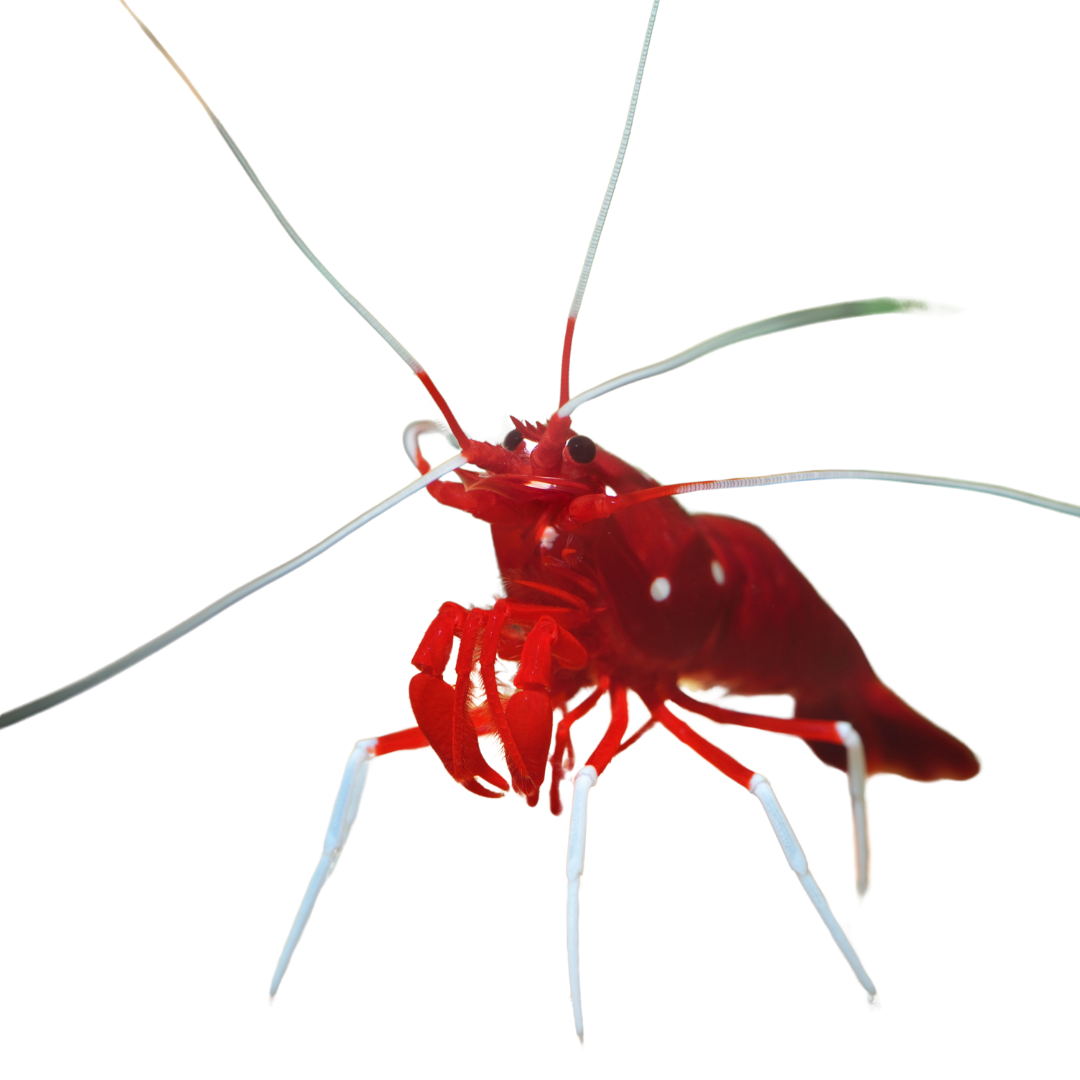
left=558, top=298, right=928, bottom=417
left=611, top=468, right=1080, bottom=520
left=565, top=3, right=656, bottom=324
left=0, top=455, right=465, bottom=729
left=118, top=1, right=420, bottom=374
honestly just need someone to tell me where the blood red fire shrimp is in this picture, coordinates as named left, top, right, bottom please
left=4, top=0, right=1075, bottom=1049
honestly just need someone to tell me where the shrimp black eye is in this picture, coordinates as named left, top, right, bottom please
left=566, top=435, right=596, bottom=464
left=503, top=429, right=525, bottom=451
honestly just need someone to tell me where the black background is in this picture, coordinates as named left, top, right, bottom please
left=0, top=2, right=1067, bottom=1062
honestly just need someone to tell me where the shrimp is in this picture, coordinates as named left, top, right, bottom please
left=1, top=0, right=1077, bottom=1074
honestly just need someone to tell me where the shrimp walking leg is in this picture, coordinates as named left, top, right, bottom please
left=652, top=700, right=876, bottom=997
left=670, top=689, right=870, bottom=893
left=566, top=766, right=596, bottom=1043
left=269, top=728, right=429, bottom=998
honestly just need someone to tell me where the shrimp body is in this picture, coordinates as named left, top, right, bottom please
left=410, top=408, right=980, bottom=812
left=2, top=0, right=1071, bottom=1049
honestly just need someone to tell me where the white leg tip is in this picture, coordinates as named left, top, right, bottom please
left=269, top=739, right=377, bottom=997
left=835, top=722, right=869, bottom=895
left=566, top=766, right=597, bottom=1041
left=750, top=772, right=877, bottom=998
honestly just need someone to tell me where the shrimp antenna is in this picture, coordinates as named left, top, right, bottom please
left=567, top=468, right=1080, bottom=522
left=0, top=451, right=466, bottom=730
left=558, top=298, right=931, bottom=417
left=113, top=0, right=473, bottom=451
left=559, top=0, right=660, bottom=409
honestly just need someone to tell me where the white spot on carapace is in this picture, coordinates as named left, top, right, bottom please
left=711, top=560, right=726, bottom=585
left=540, top=526, right=558, bottom=551
left=649, top=576, right=671, bottom=602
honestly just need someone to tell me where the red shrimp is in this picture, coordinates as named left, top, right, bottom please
left=4, top=0, right=1075, bottom=1054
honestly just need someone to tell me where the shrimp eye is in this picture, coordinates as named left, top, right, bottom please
left=503, top=429, right=525, bottom=451
left=566, top=435, right=596, bottom=464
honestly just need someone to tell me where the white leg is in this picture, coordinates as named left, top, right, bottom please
left=835, top=722, right=869, bottom=895
left=749, top=774, right=876, bottom=999
left=566, top=765, right=597, bottom=1042
left=269, top=738, right=377, bottom=998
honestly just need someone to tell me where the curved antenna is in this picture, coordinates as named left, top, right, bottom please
left=558, top=298, right=929, bottom=417
left=402, top=419, right=460, bottom=473
left=567, top=467, right=1080, bottom=522
left=559, top=0, right=661, bottom=409
left=118, top=1, right=469, bottom=448
left=0, top=455, right=466, bottom=730
left=673, top=468, right=1080, bottom=518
